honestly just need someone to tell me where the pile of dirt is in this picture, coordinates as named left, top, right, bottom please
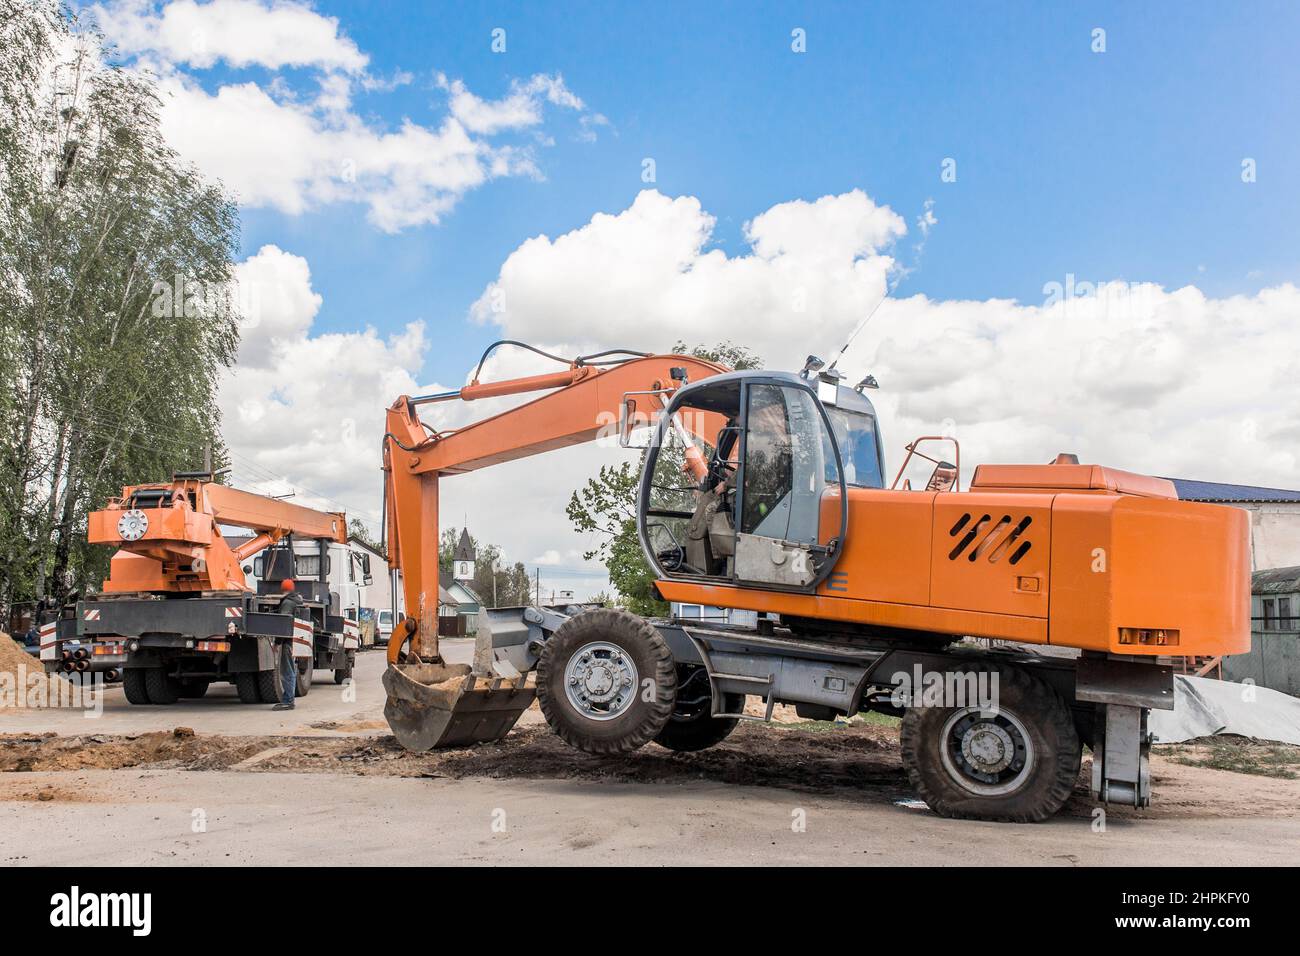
left=0, top=730, right=277, bottom=771
left=0, top=720, right=912, bottom=799
left=0, top=633, right=60, bottom=708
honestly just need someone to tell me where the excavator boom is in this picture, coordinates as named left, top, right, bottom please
left=379, top=351, right=727, bottom=749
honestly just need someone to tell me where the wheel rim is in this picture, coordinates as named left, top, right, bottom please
left=563, top=641, right=639, bottom=721
left=939, top=707, right=1036, bottom=796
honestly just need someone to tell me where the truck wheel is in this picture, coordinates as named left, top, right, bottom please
left=295, top=658, right=312, bottom=697
left=123, top=668, right=151, bottom=705
left=235, top=672, right=261, bottom=704
left=900, top=663, right=1081, bottom=823
left=537, top=608, right=676, bottom=755
left=257, top=668, right=281, bottom=704
left=178, top=678, right=211, bottom=699
left=144, top=667, right=181, bottom=705
left=333, top=652, right=355, bottom=685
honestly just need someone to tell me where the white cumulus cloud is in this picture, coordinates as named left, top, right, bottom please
left=89, top=0, right=592, bottom=231
left=90, top=0, right=368, bottom=72
left=220, top=245, right=430, bottom=519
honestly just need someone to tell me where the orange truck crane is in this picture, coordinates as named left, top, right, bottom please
left=40, top=474, right=363, bottom=705
left=385, top=344, right=1249, bottom=822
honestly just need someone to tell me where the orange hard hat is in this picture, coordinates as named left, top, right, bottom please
left=280, top=578, right=296, bottom=592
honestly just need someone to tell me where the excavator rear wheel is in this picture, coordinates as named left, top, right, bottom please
left=537, top=608, right=676, bottom=756
left=901, top=662, right=1081, bottom=823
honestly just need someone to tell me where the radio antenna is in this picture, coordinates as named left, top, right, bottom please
left=826, top=288, right=890, bottom=374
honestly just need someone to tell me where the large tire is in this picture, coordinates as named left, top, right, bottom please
left=257, top=667, right=281, bottom=704
left=235, top=671, right=261, bottom=704
left=178, top=678, right=210, bottom=699
left=144, top=667, right=180, bottom=705
left=333, top=651, right=355, bottom=685
left=655, top=666, right=744, bottom=752
left=295, top=658, right=312, bottom=697
left=123, top=668, right=151, bottom=705
left=537, top=608, right=676, bottom=755
left=901, top=662, right=1081, bottom=823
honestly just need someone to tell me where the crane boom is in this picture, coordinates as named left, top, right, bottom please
left=87, top=477, right=346, bottom=594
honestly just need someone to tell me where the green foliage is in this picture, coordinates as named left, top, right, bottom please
left=0, top=3, right=241, bottom=610
left=671, top=339, right=762, bottom=371
left=569, top=342, right=763, bottom=614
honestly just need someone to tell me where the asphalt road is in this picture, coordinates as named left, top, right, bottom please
left=3, top=768, right=1296, bottom=866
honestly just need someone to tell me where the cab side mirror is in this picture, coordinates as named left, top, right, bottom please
left=618, top=394, right=657, bottom=449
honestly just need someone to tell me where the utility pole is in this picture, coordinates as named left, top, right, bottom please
left=535, top=567, right=540, bottom=607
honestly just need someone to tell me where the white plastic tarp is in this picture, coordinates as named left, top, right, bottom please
left=1149, top=675, right=1300, bottom=746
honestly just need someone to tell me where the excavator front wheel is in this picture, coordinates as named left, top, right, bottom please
left=537, top=608, right=676, bottom=756
left=901, top=663, right=1081, bottom=823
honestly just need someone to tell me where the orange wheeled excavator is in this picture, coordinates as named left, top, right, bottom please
left=381, top=344, right=1249, bottom=821
left=42, top=476, right=362, bottom=705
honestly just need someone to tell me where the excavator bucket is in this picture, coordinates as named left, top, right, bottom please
left=382, top=662, right=536, bottom=750
left=382, top=609, right=538, bottom=750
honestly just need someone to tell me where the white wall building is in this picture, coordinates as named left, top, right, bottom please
left=1169, top=479, right=1300, bottom=570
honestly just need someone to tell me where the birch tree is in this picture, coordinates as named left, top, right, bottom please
left=0, top=2, right=241, bottom=614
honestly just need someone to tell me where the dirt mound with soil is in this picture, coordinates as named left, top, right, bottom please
left=0, top=721, right=914, bottom=800
left=0, top=633, right=60, bottom=708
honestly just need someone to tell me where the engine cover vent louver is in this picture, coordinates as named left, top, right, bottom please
left=948, top=513, right=1034, bottom=564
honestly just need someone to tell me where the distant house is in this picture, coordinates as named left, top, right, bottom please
left=439, top=570, right=482, bottom=636
left=1168, top=478, right=1300, bottom=570
left=1222, top=566, right=1300, bottom=697
left=670, top=601, right=759, bottom=628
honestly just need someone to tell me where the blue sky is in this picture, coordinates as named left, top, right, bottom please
left=218, top=0, right=1300, bottom=383
left=87, top=0, right=1300, bottom=592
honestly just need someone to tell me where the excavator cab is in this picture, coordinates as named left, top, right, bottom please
left=638, top=370, right=872, bottom=592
